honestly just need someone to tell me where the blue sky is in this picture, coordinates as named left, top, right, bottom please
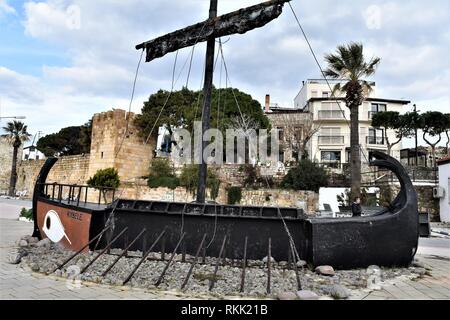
left=0, top=0, right=449, bottom=148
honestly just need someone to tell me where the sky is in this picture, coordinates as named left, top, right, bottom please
left=0, top=0, right=449, bottom=148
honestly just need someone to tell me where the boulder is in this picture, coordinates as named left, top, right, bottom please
left=18, top=240, right=28, bottom=247
left=277, top=292, right=298, bottom=300
left=328, top=284, right=350, bottom=299
left=366, top=265, right=381, bottom=275
left=296, top=260, right=307, bottom=268
left=296, top=290, right=319, bottom=300
left=7, top=250, right=23, bottom=264
left=315, top=265, right=335, bottom=276
left=36, top=238, right=51, bottom=248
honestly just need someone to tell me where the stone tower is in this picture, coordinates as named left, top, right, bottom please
left=88, top=109, right=155, bottom=183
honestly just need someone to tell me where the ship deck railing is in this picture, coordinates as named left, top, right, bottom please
left=38, top=182, right=117, bottom=207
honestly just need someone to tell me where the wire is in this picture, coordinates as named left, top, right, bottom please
left=115, top=48, right=145, bottom=157
left=287, top=2, right=370, bottom=164
left=218, top=44, right=247, bottom=129
left=143, top=20, right=209, bottom=145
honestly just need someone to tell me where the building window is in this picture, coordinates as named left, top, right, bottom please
left=321, top=151, right=341, bottom=162
left=319, top=102, right=344, bottom=119
left=101, top=152, right=104, bottom=159
left=322, top=91, right=330, bottom=98
left=318, top=127, right=344, bottom=144
left=311, top=90, right=318, bottom=98
left=369, top=103, right=387, bottom=119
left=277, top=127, right=284, bottom=141
left=279, top=151, right=285, bottom=163
left=368, top=128, right=384, bottom=145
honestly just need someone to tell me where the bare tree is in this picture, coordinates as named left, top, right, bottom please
left=277, top=113, right=319, bottom=161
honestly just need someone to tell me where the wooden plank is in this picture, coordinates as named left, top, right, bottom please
left=136, top=0, right=290, bottom=62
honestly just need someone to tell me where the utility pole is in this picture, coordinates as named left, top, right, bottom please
left=196, top=0, right=218, bottom=203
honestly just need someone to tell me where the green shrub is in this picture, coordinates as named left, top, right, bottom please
left=280, top=159, right=328, bottom=192
left=20, top=208, right=33, bottom=221
left=227, top=186, right=242, bottom=205
left=87, top=168, right=120, bottom=189
left=147, top=158, right=180, bottom=189
left=179, top=164, right=220, bottom=200
left=148, top=176, right=180, bottom=190
left=149, top=158, right=174, bottom=177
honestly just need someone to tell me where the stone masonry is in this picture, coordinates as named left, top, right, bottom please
left=88, top=109, right=155, bottom=183
left=0, top=137, right=23, bottom=194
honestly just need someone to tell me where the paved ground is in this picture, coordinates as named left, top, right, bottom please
left=0, top=198, right=449, bottom=300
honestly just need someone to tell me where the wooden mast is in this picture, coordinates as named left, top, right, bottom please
left=196, top=0, right=218, bottom=203
left=136, top=0, right=290, bottom=203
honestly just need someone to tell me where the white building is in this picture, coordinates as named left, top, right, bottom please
left=437, top=157, right=450, bottom=222
left=293, top=79, right=410, bottom=169
left=22, top=145, right=46, bottom=161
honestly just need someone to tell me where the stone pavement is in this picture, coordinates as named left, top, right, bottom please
left=0, top=218, right=449, bottom=300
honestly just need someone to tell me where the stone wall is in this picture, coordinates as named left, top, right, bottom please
left=88, top=109, right=155, bottom=183
left=0, top=137, right=23, bottom=194
left=240, top=189, right=318, bottom=213
left=390, top=184, right=440, bottom=221
left=118, top=180, right=318, bottom=214
left=14, top=154, right=90, bottom=197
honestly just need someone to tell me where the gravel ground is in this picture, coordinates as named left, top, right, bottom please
left=15, top=236, right=427, bottom=299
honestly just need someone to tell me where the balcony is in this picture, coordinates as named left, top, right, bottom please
left=366, top=136, right=385, bottom=145
left=318, top=110, right=345, bottom=120
left=318, top=136, right=344, bottom=145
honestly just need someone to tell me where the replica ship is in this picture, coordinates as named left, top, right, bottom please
left=31, top=0, right=419, bottom=274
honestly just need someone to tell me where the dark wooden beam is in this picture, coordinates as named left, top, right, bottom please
left=136, top=0, right=290, bottom=62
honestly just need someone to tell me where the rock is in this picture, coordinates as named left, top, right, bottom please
left=296, top=290, right=319, bottom=300
left=36, top=238, right=51, bottom=248
left=262, top=256, right=276, bottom=263
left=328, top=284, right=350, bottom=299
left=366, top=265, right=381, bottom=275
left=277, top=292, right=297, bottom=300
left=28, top=237, right=39, bottom=244
left=412, top=267, right=426, bottom=276
left=296, top=260, right=307, bottom=267
left=7, top=250, right=23, bottom=264
left=30, top=263, right=40, bottom=272
left=18, top=239, right=28, bottom=247
left=315, top=265, right=335, bottom=276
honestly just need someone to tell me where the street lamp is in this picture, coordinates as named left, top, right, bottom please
left=0, top=116, right=26, bottom=120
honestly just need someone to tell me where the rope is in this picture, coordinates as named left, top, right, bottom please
left=144, top=20, right=209, bottom=145
left=277, top=207, right=301, bottom=262
left=218, top=44, right=248, bottom=130
left=115, top=48, right=145, bottom=157
left=143, top=50, right=179, bottom=145
left=186, top=46, right=196, bottom=88
left=287, top=2, right=370, bottom=164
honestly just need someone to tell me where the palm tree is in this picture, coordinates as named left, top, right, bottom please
left=324, top=42, right=381, bottom=198
left=1, top=121, right=31, bottom=196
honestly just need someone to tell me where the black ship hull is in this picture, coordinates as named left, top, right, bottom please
left=32, top=151, right=419, bottom=269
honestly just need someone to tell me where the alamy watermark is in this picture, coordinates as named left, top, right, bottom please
left=170, top=121, right=281, bottom=165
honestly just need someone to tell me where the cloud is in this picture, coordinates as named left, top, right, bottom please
left=0, top=0, right=447, bottom=144
left=0, top=67, right=44, bottom=104
left=0, top=0, right=15, bottom=14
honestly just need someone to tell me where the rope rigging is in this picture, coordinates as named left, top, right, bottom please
left=287, top=1, right=371, bottom=164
